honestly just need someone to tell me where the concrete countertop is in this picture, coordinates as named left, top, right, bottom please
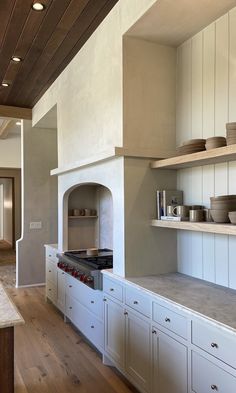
left=0, top=284, right=24, bottom=328
left=103, top=270, right=236, bottom=333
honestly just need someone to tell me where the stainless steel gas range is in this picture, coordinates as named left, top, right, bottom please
left=57, top=248, right=113, bottom=290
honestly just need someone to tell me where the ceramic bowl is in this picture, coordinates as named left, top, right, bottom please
left=210, top=209, right=230, bottom=223
left=226, top=122, right=236, bottom=130
left=229, top=211, right=236, bottom=224
left=183, top=138, right=206, bottom=146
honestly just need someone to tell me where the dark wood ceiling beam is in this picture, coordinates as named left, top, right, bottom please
left=0, top=105, right=32, bottom=120
left=23, top=0, right=117, bottom=107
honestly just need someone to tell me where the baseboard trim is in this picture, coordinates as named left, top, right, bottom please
left=16, top=282, right=46, bottom=289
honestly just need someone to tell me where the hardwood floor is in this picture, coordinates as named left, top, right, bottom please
left=7, top=287, right=135, bottom=393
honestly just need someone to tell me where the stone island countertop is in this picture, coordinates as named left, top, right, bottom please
left=0, top=284, right=24, bottom=328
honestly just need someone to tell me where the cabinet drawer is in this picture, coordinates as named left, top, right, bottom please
left=192, top=351, right=236, bottom=393
left=46, top=259, right=57, bottom=284
left=66, top=295, right=104, bottom=351
left=66, top=274, right=103, bottom=319
left=192, top=319, right=236, bottom=369
left=125, top=286, right=151, bottom=318
left=103, top=276, right=123, bottom=302
left=153, top=303, right=187, bottom=339
left=46, top=281, right=57, bottom=304
left=45, top=247, right=58, bottom=263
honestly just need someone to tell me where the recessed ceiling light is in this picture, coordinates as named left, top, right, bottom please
left=2, top=82, right=10, bottom=87
left=12, top=56, right=22, bottom=63
left=16, top=121, right=21, bottom=126
left=32, top=2, right=46, bottom=11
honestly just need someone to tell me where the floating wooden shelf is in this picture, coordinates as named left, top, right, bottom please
left=68, top=216, right=98, bottom=219
left=150, top=144, right=236, bottom=170
left=151, top=219, right=236, bottom=236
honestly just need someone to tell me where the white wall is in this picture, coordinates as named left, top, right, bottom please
left=17, top=121, right=58, bottom=286
left=177, top=7, right=236, bottom=289
left=32, top=0, right=157, bottom=168
left=0, top=128, right=21, bottom=168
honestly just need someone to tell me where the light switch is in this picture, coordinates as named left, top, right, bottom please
left=30, top=221, right=42, bottom=229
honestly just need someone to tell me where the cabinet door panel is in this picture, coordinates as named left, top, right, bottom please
left=126, top=311, right=151, bottom=392
left=104, top=298, right=125, bottom=368
left=192, top=351, right=236, bottom=393
left=153, top=329, right=188, bottom=393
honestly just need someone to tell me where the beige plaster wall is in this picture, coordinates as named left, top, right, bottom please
left=17, top=121, right=58, bottom=286
left=123, top=37, right=176, bottom=156
left=32, top=0, right=157, bottom=168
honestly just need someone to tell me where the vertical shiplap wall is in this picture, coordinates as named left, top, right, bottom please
left=177, top=7, right=236, bottom=289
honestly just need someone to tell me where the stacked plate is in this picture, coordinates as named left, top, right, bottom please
left=205, top=136, right=226, bottom=150
left=226, top=123, right=236, bottom=145
left=177, top=139, right=206, bottom=156
left=210, top=195, right=236, bottom=223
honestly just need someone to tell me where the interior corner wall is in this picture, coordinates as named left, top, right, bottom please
left=124, top=157, right=177, bottom=277
left=17, top=120, right=58, bottom=287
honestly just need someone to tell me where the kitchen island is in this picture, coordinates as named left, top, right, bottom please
left=0, top=284, right=24, bottom=393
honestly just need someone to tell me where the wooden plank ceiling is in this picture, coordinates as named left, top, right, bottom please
left=0, top=0, right=118, bottom=109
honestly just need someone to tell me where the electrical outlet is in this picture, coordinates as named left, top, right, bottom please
left=30, top=221, right=42, bottom=229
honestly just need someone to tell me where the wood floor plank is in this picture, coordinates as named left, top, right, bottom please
left=7, top=287, right=135, bottom=393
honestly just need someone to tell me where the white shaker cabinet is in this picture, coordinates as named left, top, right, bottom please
left=152, top=328, right=188, bottom=393
left=104, top=297, right=125, bottom=369
left=125, top=309, right=151, bottom=393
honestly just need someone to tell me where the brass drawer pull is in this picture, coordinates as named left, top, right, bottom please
left=69, top=306, right=72, bottom=309
left=91, top=325, right=94, bottom=329
left=133, top=300, right=139, bottom=305
left=69, top=285, right=72, bottom=288
left=110, top=288, right=114, bottom=291
left=152, top=330, right=157, bottom=334
left=165, top=317, right=171, bottom=323
left=211, top=342, right=218, bottom=348
left=124, top=311, right=128, bottom=315
left=90, top=300, right=94, bottom=304
left=211, top=385, right=218, bottom=390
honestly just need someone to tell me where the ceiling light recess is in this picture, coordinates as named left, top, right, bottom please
left=32, top=2, right=46, bottom=11
left=12, top=56, right=22, bottom=63
left=2, top=82, right=10, bottom=87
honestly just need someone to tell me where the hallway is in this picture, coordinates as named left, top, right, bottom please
left=0, top=240, right=16, bottom=287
